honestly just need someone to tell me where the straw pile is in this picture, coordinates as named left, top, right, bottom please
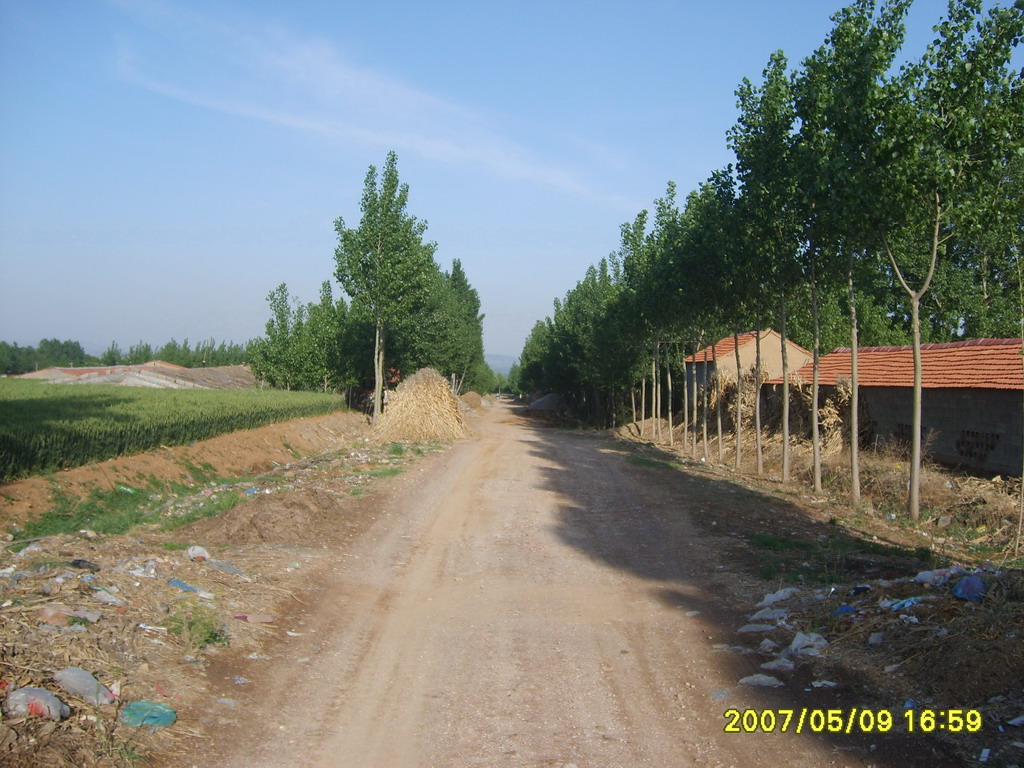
left=370, top=368, right=471, bottom=442
left=459, top=391, right=483, bottom=409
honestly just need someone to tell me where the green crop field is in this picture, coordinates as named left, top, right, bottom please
left=0, top=379, right=347, bottom=483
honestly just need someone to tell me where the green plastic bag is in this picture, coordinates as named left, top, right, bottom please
left=119, top=701, right=177, bottom=727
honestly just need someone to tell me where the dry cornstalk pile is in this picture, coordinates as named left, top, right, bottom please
left=459, top=391, right=484, bottom=409
left=370, top=368, right=471, bottom=442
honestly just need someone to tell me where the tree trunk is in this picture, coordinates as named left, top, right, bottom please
left=640, top=378, right=647, bottom=439
left=372, top=322, right=385, bottom=422
left=908, top=295, right=923, bottom=521
left=702, top=343, right=709, bottom=461
left=631, top=389, right=637, bottom=432
left=652, top=350, right=659, bottom=442
left=681, top=342, right=689, bottom=454
left=733, top=329, right=742, bottom=470
left=714, top=342, right=723, bottom=463
left=848, top=250, right=861, bottom=504
left=811, top=260, right=822, bottom=494
left=883, top=199, right=941, bottom=522
left=667, top=344, right=674, bottom=448
left=754, top=324, right=764, bottom=476
left=780, top=296, right=790, bottom=483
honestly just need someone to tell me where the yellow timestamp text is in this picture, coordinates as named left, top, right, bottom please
left=722, top=708, right=982, bottom=734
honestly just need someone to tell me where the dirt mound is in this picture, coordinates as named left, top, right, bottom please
left=184, top=488, right=342, bottom=545
left=370, top=368, right=470, bottom=442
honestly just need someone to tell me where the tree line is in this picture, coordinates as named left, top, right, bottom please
left=516, top=0, right=1023, bottom=519
left=0, top=337, right=252, bottom=374
left=250, top=151, right=494, bottom=409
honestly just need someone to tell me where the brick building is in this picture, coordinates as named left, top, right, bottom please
left=778, top=338, right=1023, bottom=476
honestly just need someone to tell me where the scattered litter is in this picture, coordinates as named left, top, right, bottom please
left=749, top=607, right=788, bottom=621
left=71, top=608, right=101, bottom=623
left=207, top=559, right=247, bottom=577
left=1008, top=714, right=1024, bottom=727
left=811, top=680, right=837, bottom=688
left=15, top=542, right=43, bottom=558
left=38, top=603, right=74, bottom=626
left=889, top=596, right=933, bottom=611
left=738, top=623, right=778, bottom=633
left=739, top=674, right=784, bottom=688
left=4, top=687, right=70, bottom=721
left=138, top=623, right=167, bottom=632
left=91, top=587, right=127, bottom=606
left=980, top=747, right=991, bottom=762
left=187, top=545, right=210, bottom=561
left=233, top=613, right=274, bottom=623
left=952, top=575, right=987, bottom=603
left=119, top=701, right=177, bottom=728
left=230, top=676, right=251, bottom=685
left=788, top=632, right=829, bottom=658
left=756, top=587, right=799, bottom=608
left=831, top=605, right=856, bottom=617
left=758, top=638, right=780, bottom=654
left=914, top=567, right=964, bottom=587
left=54, top=667, right=117, bottom=706
left=167, top=578, right=214, bottom=600
left=68, top=558, right=101, bottom=572
left=867, top=632, right=885, bottom=646
left=685, top=610, right=701, bottom=617
left=761, top=658, right=795, bottom=672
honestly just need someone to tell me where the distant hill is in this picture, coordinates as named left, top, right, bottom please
left=485, top=354, right=517, bottom=376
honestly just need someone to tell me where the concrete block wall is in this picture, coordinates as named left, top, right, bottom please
left=863, top=387, right=1022, bottom=476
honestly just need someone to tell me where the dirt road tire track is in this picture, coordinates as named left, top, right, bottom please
left=186, top=404, right=864, bottom=768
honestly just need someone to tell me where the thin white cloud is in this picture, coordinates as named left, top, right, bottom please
left=108, top=0, right=624, bottom=205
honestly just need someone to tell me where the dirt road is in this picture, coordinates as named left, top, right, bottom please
left=189, top=403, right=871, bottom=768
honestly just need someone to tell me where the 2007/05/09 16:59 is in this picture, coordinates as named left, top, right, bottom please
left=723, top=708, right=983, bottom=734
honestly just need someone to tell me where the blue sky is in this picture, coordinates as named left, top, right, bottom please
left=0, top=0, right=990, bottom=359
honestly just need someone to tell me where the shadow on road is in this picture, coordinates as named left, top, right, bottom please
left=514, top=408, right=970, bottom=768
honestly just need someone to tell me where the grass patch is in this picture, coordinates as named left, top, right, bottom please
left=627, top=455, right=677, bottom=471
left=367, top=466, right=402, bottom=479
left=11, top=469, right=247, bottom=544
left=388, top=443, right=407, bottom=456
left=159, top=490, right=241, bottom=530
left=164, top=605, right=230, bottom=650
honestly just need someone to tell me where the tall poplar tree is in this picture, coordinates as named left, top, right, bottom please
left=334, top=152, right=437, bottom=420
left=871, top=0, right=1023, bottom=519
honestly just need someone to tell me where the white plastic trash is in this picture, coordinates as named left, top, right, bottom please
left=54, top=667, right=117, bottom=706
left=756, top=587, right=799, bottom=608
left=5, top=687, right=70, bottom=720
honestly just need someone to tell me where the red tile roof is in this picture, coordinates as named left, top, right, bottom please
left=685, top=330, right=779, bottom=363
left=772, top=338, right=1023, bottom=390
